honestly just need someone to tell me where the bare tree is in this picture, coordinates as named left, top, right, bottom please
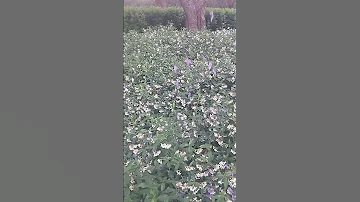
left=179, top=0, right=206, bottom=31
left=155, top=0, right=168, bottom=8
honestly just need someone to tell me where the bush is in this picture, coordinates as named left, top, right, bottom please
left=124, top=7, right=236, bottom=33
left=124, top=26, right=236, bottom=202
left=125, top=0, right=236, bottom=8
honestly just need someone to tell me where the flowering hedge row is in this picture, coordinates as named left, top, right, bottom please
left=124, top=26, right=236, bottom=202
left=124, top=7, right=236, bottom=33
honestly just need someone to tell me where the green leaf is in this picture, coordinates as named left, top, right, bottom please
left=144, top=198, right=153, bottom=202
left=157, top=194, right=169, bottom=201
left=124, top=188, right=131, bottom=197
left=137, top=183, right=147, bottom=188
left=124, top=196, right=132, bottom=202
left=183, top=198, right=190, bottom=202
left=160, top=183, right=165, bottom=191
left=207, top=151, right=214, bottom=162
left=200, top=144, right=212, bottom=149
left=224, top=177, right=229, bottom=190
left=124, top=175, right=130, bottom=186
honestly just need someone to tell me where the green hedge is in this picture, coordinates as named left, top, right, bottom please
left=124, top=7, right=236, bottom=32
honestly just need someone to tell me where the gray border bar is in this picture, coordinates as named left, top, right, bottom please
left=1, top=0, right=123, bottom=201
left=238, top=0, right=360, bottom=201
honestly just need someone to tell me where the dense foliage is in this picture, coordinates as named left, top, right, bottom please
left=124, top=7, right=236, bottom=33
left=124, top=26, right=236, bottom=202
left=124, top=0, right=236, bottom=8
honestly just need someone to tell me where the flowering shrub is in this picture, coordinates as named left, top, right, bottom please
left=124, top=26, right=236, bottom=202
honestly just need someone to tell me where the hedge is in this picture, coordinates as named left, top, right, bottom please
left=124, top=26, right=236, bottom=201
left=124, top=7, right=236, bottom=32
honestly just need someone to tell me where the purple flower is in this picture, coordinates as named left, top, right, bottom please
left=208, top=62, right=212, bottom=70
left=188, top=92, right=191, bottom=98
left=175, top=81, right=179, bottom=87
left=210, top=10, right=214, bottom=23
left=227, top=187, right=233, bottom=195
left=212, top=68, right=216, bottom=76
left=185, top=58, right=191, bottom=67
left=156, top=90, right=159, bottom=94
left=203, top=57, right=207, bottom=61
left=174, top=65, right=178, bottom=73
left=232, top=194, right=236, bottom=200
left=131, top=136, right=136, bottom=140
left=225, top=164, right=230, bottom=170
left=132, top=153, right=137, bottom=157
left=205, top=194, right=212, bottom=199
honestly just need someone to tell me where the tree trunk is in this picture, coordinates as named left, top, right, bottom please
left=179, top=0, right=206, bottom=31
left=155, top=0, right=168, bottom=8
left=228, top=0, right=236, bottom=8
left=221, top=0, right=236, bottom=8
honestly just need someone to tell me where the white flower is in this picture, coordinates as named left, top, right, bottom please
left=203, top=171, right=209, bottom=177
left=216, top=138, right=224, bottom=146
left=153, top=150, right=161, bottom=157
left=219, top=161, right=226, bottom=169
left=189, top=186, right=199, bottom=194
left=160, top=143, right=172, bottom=149
left=196, top=164, right=203, bottom=171
left=229, top=178, right=236, bottom=188
left=176, top=182, right=182, bottom=187
left=133, top=149, right=139, bottom=155
left=136, top=133, right=144, bottom=139
left=157, top=159, right=163, bottom=164
left=195, top=148, right=203, bottom=154
left=195, top=173, right=203, bottom=179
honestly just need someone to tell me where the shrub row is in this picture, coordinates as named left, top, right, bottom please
left=124, top=26, right=236, bottom=202
left=124, top=7, right=236, bottom=32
